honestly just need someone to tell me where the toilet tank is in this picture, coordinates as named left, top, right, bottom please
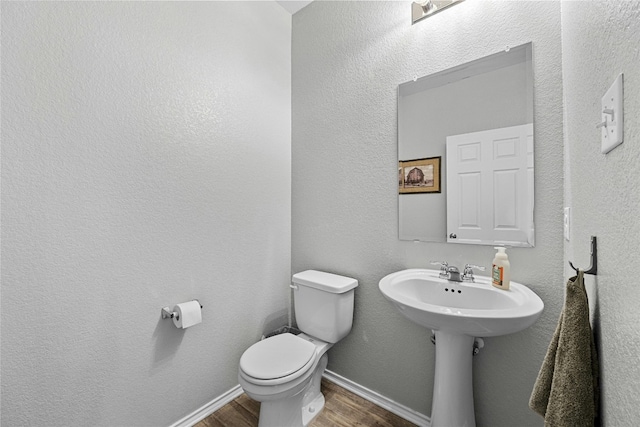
left=292, top=270, right=358, bottom=343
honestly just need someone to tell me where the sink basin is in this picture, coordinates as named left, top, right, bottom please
left=379, top=268, right=544, bottom=427
left=379, top=268, right=544, bottom=337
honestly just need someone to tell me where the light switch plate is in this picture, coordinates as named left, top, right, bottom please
left=563, top=207, right=571, bottom=241
left=601, top=73, right=624, bottom=154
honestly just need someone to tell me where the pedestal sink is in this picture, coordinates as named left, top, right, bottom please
left=379, top=269, right=544, bottom=427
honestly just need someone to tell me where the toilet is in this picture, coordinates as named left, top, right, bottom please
left=238, top=270, right=358, bottom=427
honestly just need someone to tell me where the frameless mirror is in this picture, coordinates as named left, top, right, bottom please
left=398, top=42, right=534, bottom=247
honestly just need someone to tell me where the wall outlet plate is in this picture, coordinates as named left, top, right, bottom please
left=601, top=73, right=624, bottom=154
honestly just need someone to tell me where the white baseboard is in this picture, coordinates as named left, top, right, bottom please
left=169, top=371, right=430, bottom=427
left=168, top=384, right=244, bottom=427
left=323, top=370, right=431, bottom=427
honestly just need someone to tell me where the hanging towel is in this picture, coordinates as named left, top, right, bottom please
left=529, top=270, right=599, bottom=426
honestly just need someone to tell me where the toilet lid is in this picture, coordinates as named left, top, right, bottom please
left=240, top=333, right=316, bottom=380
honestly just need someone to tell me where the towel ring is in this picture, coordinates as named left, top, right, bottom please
left=569, top=236, right=597, bottom=275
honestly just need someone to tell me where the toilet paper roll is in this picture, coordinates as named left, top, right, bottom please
left=172, top=300, right=202, bottom=329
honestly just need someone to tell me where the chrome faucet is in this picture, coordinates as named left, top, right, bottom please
left=462, top=264, right=486, bottom=282
left=430, top=261, right=462, bottom=282
left=432, top=261, right=485, bottom=283
left=430, top=261, right=449, bottom=279
left=447, top=266, right=462, bottom=282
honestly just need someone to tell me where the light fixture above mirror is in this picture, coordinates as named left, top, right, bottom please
left=412, top=0, right=465, bottom=24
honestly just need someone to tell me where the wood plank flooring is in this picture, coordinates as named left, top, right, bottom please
left=195, top=378, right=417, bottom=427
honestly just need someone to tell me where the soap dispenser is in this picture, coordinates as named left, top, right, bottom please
left=492, top=247, right=511, bottom=290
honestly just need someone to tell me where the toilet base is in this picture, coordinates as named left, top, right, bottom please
left=301, top=353, right=328, bottom=426
left=301, top=393, right=325, bottom=426
left=257, top=390, right=306, bottom=427
left=255, top=352, right=329, bottom=427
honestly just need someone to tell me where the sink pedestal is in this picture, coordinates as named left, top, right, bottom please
left=431, top=331, right=476, bottom=427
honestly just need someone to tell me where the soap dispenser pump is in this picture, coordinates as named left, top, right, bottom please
left=492, top=247, right=511, bottom=290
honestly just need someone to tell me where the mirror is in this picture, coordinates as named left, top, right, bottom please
left=398, top=43, right=534, bottom=247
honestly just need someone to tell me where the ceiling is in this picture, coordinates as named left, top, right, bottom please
left=276, top=1, right=313, bottom=15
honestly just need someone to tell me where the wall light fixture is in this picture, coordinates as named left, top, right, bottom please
left=412, top=0, right=465, bottom=24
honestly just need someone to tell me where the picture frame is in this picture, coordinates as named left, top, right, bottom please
left=399, top=156, right=441, bottom=194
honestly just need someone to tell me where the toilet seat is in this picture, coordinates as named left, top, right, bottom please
left=240, top=333, right=316, bottom=383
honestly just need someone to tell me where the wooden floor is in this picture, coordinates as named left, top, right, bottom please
left=195, top=378, right=417, bottom=427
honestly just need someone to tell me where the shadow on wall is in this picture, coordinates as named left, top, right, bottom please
left=151, top=315, right=186, bottom=371
left=260, top=308, right=290, bottom=338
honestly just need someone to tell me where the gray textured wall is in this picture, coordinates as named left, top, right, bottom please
left=292, top=1, right=563, bottom=425
left=1, top=3, right=291, bottom=426
left=5, top=1, right=637, bottom=426
left=561, top=1, right=640, bottom=424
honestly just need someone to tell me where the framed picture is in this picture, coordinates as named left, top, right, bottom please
left=399, top=156, right=441, bottom=194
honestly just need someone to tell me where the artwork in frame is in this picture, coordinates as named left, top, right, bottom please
left=399, top=156, right=441, bottom=194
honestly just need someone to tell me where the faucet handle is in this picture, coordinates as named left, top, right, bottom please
left=431, top=261, right=449, bottom=278
left=462, top=264, right=485, bottom=282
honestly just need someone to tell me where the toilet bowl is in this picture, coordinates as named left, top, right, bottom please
left=238, top=333, right=332, bottom=427
left=238, top=270, right=358, bottom=427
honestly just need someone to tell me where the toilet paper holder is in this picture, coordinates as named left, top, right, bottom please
left=161, top=300, right=203, bottom=320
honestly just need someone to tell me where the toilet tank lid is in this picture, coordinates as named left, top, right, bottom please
left=292, top=270, right=358, bottom=293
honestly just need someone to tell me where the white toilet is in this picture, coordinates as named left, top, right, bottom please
left=238, top=270, right=358, bottom=427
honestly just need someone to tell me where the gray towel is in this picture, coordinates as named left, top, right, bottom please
left=529, top=270, right=599, bottom=426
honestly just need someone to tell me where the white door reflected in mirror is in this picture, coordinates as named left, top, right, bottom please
left=446, top=124, right=534, bottom=247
